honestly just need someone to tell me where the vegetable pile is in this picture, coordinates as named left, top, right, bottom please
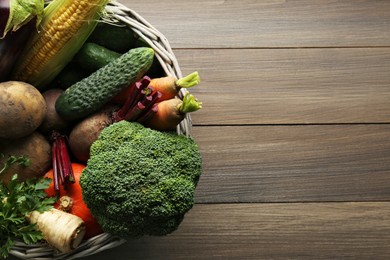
left=0, top=156, right=85, bottom=257
left=0, top=156, right=53, bottom=258
left=0, top=0, right=203, bottom=258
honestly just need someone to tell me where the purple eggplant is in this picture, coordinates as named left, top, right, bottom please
left=0, top=0, right=44, bottom=82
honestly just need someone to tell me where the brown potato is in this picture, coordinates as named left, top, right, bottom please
left=69, top=106, right=116, bottom=163
left=39, top=88, right=70, bottom=135
left=0, top=132, right=52, bottom=185
left=0, top=81, right=47, bottom=139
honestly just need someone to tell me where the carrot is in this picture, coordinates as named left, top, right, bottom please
left=148, top=71, right=200, bottom=101
left=145, top=93, right=202, bottom=131
left=26, top=208, right=85, bottom=253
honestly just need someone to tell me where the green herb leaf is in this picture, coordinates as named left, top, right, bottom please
left=0, top=155, right=30, bottom=177
left=0, top=237, right=14, bottom=259
left=19, top=224, right=43, bottom=244
left=0, top=157, right=54, bottom=259
left=35, top=178, right=52, bottom=190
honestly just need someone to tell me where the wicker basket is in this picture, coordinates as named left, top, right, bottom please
left=9, top=2, right=192, bottom=259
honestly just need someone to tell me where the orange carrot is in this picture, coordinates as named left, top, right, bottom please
left=148, top=71, right=200, bottom=101
left=146, top=93, right=202, bottom=131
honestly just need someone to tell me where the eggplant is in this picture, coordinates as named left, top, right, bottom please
left=0, top=0, right=44, bottom=82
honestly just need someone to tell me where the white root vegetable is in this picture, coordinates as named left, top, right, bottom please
left=27, top=208, right=86, bottom=253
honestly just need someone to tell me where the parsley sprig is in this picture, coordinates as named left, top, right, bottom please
left=0, top=155, right=56, bottom=259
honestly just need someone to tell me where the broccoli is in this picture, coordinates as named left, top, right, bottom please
left=80, top=121, right=202, bottom=239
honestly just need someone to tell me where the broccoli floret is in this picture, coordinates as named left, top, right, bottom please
left=80, top=121, right=202, bottom=239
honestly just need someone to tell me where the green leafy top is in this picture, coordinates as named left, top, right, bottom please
left=0, top=155, right=55, bottom=259
left=1, top=0, right=45, bottom=39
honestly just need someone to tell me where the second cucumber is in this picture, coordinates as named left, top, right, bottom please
left=74, top=43, right=121, bottom=73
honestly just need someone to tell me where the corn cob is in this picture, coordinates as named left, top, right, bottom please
left=11, top=0, right=110, bottom=89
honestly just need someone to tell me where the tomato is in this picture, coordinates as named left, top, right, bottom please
left=44, top=163, right=103, bottom=239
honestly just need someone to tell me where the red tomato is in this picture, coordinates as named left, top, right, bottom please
left=44, top=163, right=103, bottom=238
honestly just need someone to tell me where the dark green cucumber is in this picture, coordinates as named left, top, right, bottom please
left=87, top=22, right=138, bottom=53
left=55, top=47, right=154, bottom=120
left=132, top=36, right=165, bottom=78
left=74, top=42, right=121, bottom=73
left=54, top=43, right=120, bottom=88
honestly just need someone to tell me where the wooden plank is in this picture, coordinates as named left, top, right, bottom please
left=39, top=203, right=390, bottom=260
left=123, top=0, right=390, bottom=48
left=192, top=125, right=390, bottom=203
left=175, top=48, right=390, bottom=125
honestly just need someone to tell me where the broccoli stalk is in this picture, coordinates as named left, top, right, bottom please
left=80, top=121, right=202, bottom=239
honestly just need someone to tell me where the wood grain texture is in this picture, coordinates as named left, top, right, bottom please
left=8, top=1, right=390, bottom=259
left=32, top=203, right=390, bottom=260
left=123, top=0, right=390, bottom=48
left=192, top=125, right=390, bottom=203
left=175, top=48, right=390, bottom=125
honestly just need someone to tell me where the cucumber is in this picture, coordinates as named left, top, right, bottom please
left=133, top=39, right=165, bottom=78
left=55, top=47, right=154, bottom=120
left=53, top=43, right=120, bottom=88
left=87, top=22, right=138, bottom=53
left=74, top=43, right=121, bottom=73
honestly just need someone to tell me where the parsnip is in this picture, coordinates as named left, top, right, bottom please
left=27, top=208, right=86, bottom=253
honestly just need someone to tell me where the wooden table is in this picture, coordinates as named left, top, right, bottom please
left=9, top=0, right=390, bottom=259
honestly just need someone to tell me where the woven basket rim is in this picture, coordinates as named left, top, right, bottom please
left=103, top=1, right=192, bottom=136
left=10, top=2, right=192, bottom=259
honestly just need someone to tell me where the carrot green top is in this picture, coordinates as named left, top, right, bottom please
left=176, top=71, right=201, bottom=89
left=179, top=93, right=203, bottom=114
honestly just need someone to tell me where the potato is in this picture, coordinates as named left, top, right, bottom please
left=0, top=81, right=47, bottom=139
left=39, top=88, right=70, bottom=135
left=69, top=105, right=116, bottom=162
left=0, top=132, right=52, bottom=185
